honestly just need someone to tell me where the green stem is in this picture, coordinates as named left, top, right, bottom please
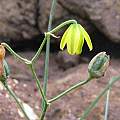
left=1, top=43, right=30, bottom=63
left=80, top=76, right=120, bottom=120
left=43, top=35, right=50, bottom=97
left=49, top=19, right=77, bottom=34
left=3, top=83, right=30, bottom=120
left=31, top=34, right=47, bottom=63
left=42, top=0, right=57, bottom=110
left=40, top=103, right=49, bottom=120
left=48, top=77, right=91, bottom=103
left=29, top=63, right=47, bottom=104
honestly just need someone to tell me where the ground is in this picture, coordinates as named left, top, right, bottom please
left=0, top=51, right=120, bottom=120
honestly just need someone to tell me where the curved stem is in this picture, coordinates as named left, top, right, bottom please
left=31, top=34, right=47, bottom=63
left=3, top=83, right=30, bottom=120
left=49, top=19, right=77, bottom=34
left=48, top=77, right=91, bottom=103
left=1, top=43, right=30, bottom=63
left=29, top=63, right=47, bottom=104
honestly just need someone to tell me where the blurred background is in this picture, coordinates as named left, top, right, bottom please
left=0, top=0, right=120, bottom=120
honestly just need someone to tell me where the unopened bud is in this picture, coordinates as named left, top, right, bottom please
left=0, top=45, right=5, bottom=60
left=88, top=52, right=110, bottom=78
left=0, top=45, right=9, bottom=83
left=0, top=45, right=5, bottom=76
left=0, top=60, right=10, bottom=83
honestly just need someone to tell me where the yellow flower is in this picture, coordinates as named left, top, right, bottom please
left=60, top=24, right=93, bottom=55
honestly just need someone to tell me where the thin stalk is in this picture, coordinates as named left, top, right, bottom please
left=104, top=86, right=111, bottom=120
left=49, top=19, right=77, bottom=34
left=3, top=83, right=30, bottom=120
left=43, top=34, right=50, bottom=98
left=1, top=43, right=30, bottom=63
left=42, top=0, right=57, bottom=109
left=80, top=76, right=120, bottom=120
left=31, top=34, right=47, bottom=63
left=29, top=64, right=47, bottom=104
left=40, top=103, right=49, bottom=120
left=48, top=78, right=91, bottom=103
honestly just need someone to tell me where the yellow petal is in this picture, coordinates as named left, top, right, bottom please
left=60, top=24, right=73, bottom=50
left=76, top=34, right=84, bottom=54
left=67, top=24, right=82, bottom=55
left=67, top=24, right=75, bottom=55
left=75, top=24, right=84, bottom=54
left=79, top=25, right=93, bottom=51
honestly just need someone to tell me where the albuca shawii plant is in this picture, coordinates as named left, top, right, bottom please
left=0, top=0, right=120, bottom=120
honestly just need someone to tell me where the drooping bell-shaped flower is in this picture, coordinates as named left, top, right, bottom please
left=60, top=23, right=93, bottom=55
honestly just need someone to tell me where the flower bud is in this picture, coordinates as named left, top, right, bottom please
left=0, top=45, right=9, bottom=83
left=0, top=60, right=10, bottom=84
left=0, top=45, right=5, bottom=60
left=0, top=45, right=5, bottom=77
left=88, top=52, right=110, bottom=78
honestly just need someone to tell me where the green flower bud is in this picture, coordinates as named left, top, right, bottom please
left=88, top=52, right=110, bottom=78
left=60, top=23, right=93, bottom=55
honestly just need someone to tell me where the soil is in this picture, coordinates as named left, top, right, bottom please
left=0, top=51, right=120, bottom=120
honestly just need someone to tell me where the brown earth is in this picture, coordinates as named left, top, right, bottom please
left=0, top=51, right=120, bottom=120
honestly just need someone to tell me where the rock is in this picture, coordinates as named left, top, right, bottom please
left=39, top=0, right=120, bottom=42
left=0, top=0, right=39, bottom=41
left=0, top=0, right=120, bottom=43
left=55, top=50, right=88, bottom=70
left=58, top=0, right=120, bottom=42
left=38, top=0, right=94, bottom=33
